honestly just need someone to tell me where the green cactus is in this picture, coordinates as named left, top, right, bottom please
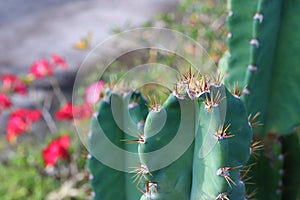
left=190, top=85, right=252, bottom=200
left=224, top=0, right=300, bottom=136
left=87, top=72, right=254, bottom=199
left=221, top=0, right=300, bottom=199
left=246, top=134, right=284, bottom=200
left=138, top=94, right=196, bottom=200
left=87, top=90, right=148, bottom=200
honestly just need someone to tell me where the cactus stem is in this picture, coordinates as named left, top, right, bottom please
left=214, top=124, right=234, bottom=141
left=215, top=193, right=230, bottom=200
left=217, top=166, right=242, bottom=188
left=253, top=13, right=263, bottom=23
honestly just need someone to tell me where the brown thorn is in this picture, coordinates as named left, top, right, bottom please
left=248, top=112, right=263, bottom=127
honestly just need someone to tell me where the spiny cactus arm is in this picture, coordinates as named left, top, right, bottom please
left=246, top=138, right=283, bottom=200
left=125, top=91, right=148, bottom=200
left=242, top=0, right=282, bottom=133
left=224, top=0, right=259, bottom=84
left=88, top=98, right=126, bottom=200
left=138, top=94, right=196, bottom=200
left=262, top=0, right=300, bottom=134
left=226, top=0, right=300, bottom=135
left=88, top=91, right=148, bottom=200
left=191, top=85, right=252, bottom=200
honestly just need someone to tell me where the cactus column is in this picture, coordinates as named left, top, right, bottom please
left=87, top=90, right=148, bottom=200
left=222, top=0, right=300, bottom=199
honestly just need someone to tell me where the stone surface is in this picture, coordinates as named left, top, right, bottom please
left=0, top=0, right=178, bottom=74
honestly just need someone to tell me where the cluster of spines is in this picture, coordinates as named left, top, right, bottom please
left=136, top=71, right=254, bottom=199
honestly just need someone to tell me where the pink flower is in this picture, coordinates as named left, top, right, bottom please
left=85, top=81, right=105, bottom=104
left=6, top=108, right=41, bottom=142
left=73, top=102, right=93, bottom=119
left=42, top=135, right=70, bottom=167
left=0, top=74, right=27, bottom=95
left=29, top=58, right=53, bottom=79
left=51, top=54, right=67, bottom=69
left=0, top=93, right=12, bottom=111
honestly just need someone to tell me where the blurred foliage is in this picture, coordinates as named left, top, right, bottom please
left=158, top=0, right=227, bottom=62
left=0, top=139, right=59, bottom=200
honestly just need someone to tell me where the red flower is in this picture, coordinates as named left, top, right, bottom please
left=29, top=58, right=53, bottom=79
left=55, top=102, right=74, bottom=120
left=42, top=135, right=70, bottom=167
left=85, top=80, right=105, bottom=104
left=55, top=102, right=92, bottom=121
left=0, top=74, right=27, bottom=95
left=0, top=93, right=12, bottom=110
left=51, top=54, right=67, bottom=69
left=6, top=108, right=41, bottom=142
